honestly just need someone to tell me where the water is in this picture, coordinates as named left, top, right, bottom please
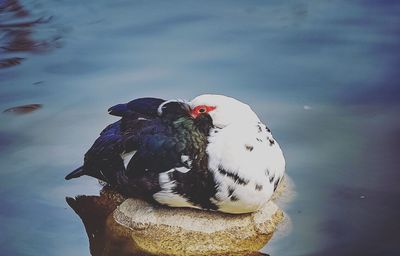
left=1, top=0, right=399, bottom=255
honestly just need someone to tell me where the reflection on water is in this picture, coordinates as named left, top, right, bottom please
left=67, top=188, right=267, bottom=256
left=66, top=189, right=143, bottom=256
left=0, top=0, right=60, bottom=68
left=0, top=0, right=400, bottom=255
left=3, top=103, right=42, bottom=114
left=66, top=196, right=119, bottom=256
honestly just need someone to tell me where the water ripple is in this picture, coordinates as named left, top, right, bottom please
left=0, top=0, right=61, bottom=68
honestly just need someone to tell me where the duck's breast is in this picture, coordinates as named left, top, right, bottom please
left=207, top=123, right=285, bottom=213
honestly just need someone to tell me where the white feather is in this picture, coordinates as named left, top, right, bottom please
left=153, top=170, right=200, bottom=208
left=120, top=151, right=136, bottom=169
left=191, top=94, right=286, bottom=213
left=157, top=99, right=188, bottom=116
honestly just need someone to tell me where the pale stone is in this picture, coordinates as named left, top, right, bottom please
left=109, top=197, right=283, bottom=255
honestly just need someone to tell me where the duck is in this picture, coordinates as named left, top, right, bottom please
left=65, top=94, right=285, bottom=214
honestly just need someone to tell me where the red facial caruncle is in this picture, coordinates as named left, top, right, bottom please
left=191, top=105, right=216, bottom=118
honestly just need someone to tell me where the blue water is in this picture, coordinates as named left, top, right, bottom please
left=1, top=0, right=400, bottom=255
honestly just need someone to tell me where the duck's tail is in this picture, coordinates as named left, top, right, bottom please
left=64, top=162, right=122, bottom=185
left=65, top=165, right=161, bottom=201
left=65, top=166, right=85, bottom=180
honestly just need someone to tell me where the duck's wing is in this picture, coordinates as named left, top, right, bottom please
left=124, top=123, right=189, bottom=177
left=118, top=114, right=217, bottom=207
left=118, top=100, right=207, bottom=174
left=66, top=98, right=165, bottom=181
left=65, top=100, right=203, bottom=185
left=65, top=120, right=125, bottom=182
left=122, top=103, right=201, bottom=177
left=121, top=101, right=214, bottom=179
left=124, top=113, right=219, bottom=210
left=108, top=97, right=165, bottom=117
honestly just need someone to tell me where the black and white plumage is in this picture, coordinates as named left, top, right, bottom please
left=66, top=94, right=285, bottom=214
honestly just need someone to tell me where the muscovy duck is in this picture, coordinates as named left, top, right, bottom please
left=65, top=95, right=285, bottom=214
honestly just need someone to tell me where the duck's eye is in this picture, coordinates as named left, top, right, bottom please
left=191, top=105, right=216, bottom=118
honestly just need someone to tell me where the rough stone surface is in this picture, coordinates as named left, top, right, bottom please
left=110, top=196, right=284, bottom=255
left=68, top=178, right=290, bottom=255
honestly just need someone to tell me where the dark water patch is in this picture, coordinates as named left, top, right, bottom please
left=0, top=0, right=29, bottom=17
left=44, top=60, right=104, bottom=75
left=337, top=66, right=400, bottom=106
left=0, top=16, right=52, bottom=29
left=1, top=29, right=61, bottom=53
left=0, top=0, right=61, bottom=68
left=3, top=103, right=42, bottom=114
left=311, top=187, right=400, bottom=256
left=0, top=57, right=24, bottom=68
left=112, top=14, right=214, bottom=37
left=0, top=131, right=20, bottom=152
left=32, top=80, right=44, bottom=86
left=346, top=83, right=400, bottom=105
left=355, top=0, right=400, bottom=8
left=0, top=89, right=44, bottom=104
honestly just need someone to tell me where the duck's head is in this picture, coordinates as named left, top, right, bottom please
left=190, top=94, right=260, bottom=128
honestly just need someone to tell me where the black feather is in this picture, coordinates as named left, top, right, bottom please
left=65, top=166, right=84, bottom=180
left=66, top=97, right=217, bottom=209
left=107, top=103, right=127, bottom=116
left=108, top=97, right=164, bottom=117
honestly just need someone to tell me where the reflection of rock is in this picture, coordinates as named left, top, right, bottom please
left=66, top=189, right=130, bottom=256
left=67, top=189, right=149, bottom=256
left=68, top=184, right=285, bottom=256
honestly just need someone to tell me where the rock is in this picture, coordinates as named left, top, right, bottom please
left=68, top=178, right=288, bottom=255
left=109, top=198, right=283, bottom=255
